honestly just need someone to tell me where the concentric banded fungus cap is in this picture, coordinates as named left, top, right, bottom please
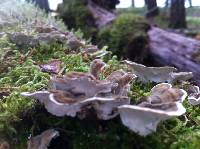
left=21, top=91, right=50, bottom=104
left=21, top=60, right=133, bottom=119
left=169, top=72, right=193, bottom=83
left=106, top=70, right=137, bottom=96
left=39, top=59, right=61, bottom=74
left=49, top=76, right=114, bottom=98
left=21, top=90, right=88, bottom=117
left=147, top=83, right=187, bottom=104
left=78, top=96, right=130, bottom=120
left=187, top=85, right=200, bottom=105
left=123, top=60, right=177, bottom=83
left=47, top=59, right=110, bottom=98
left=124, top=60, right=193, bottom=83
left=67, top=37, right=85, bottom=50
left=0, top=141, right=9, bottom=149
left=81, top=45, right=99, bottom=53
left=27, top=129, right=59, bottom=149
left=118, top=83, right=187, bottom=136
left=21, top=90, right=130, bottom=119
left=89, top=59, right=106, bottom=79
left=63, top=59, right=106, bottom=80
left=118, top=102, right=186, bottom=136
left=106, top=70, right=126, bottom=82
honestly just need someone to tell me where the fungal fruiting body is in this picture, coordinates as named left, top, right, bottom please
left=123, top=60, right=192, bottom=83
left=27, top=129, right=59, bottom=149
left=118, top=102, right=186, bottom=136
left=118, top=83, right=187, bottom=136
left=21, top=59, right=135, bottom=120
left=187, top=85, right=200, bottom=105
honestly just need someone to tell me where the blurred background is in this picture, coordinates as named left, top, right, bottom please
left=26, top=0, right=200, bottom=84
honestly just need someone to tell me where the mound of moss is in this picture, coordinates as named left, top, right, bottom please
left=57, top=0, right=97, bottom=39
left=57, top=1, right=150, bottom=62
left=57, top=0, right=120, bottom=39
left=1, top=1, right=200, bottom=149
left=97, top=13, right=150, bottom=62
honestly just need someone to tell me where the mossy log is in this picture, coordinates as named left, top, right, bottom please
left=148, top=27, right=200, bottom=85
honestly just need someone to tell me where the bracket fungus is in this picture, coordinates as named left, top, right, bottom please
left=147, top=83, right=187, bottom=104
left=21, top=90, right=130, bottom=119
left=106, top=70, right=137, bottom=96
left=63, top=59, right=106, bottom=80
left=39, top=59, right=61, bottom=74
left=81, top=45, right=99, bottom=53
left=49, top=76, right=114, bottom=98
left=123, top=60, right=192, bottom=83
left=27, top=129, right=59, bottom=149
left=170, top=72, right=193, bottom=83
left=7, top=25, right=87, bottom=51
left=118, top=83, right=187, bottom=136
left=82, top=47, right=110, bottom=59
left=187, top=85, right=200, bottom=106
left=21, top=59, right=135, bottom=120
left=0, top=141, right=9, bottom=149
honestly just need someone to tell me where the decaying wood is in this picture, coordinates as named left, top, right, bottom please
left=87, top=0, right=116, bottom=28
left=148, top=27, right=200, bottom=85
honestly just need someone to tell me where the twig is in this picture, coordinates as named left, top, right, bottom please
left=0, top=87, right=19, bottom=90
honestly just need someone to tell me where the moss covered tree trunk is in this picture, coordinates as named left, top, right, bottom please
left=169, top=0, right=187, bottom=28
left=145, top=0, right=159, bottom=18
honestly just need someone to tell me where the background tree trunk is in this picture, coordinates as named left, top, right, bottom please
left=145, top=0, right=159, bottom=18
left=27, top=0, right=50, bottom=12
left=132, top=0, right=135, bottom=7
left=188, top=0, right=192, bottom=7
left=169, top=0, right=186, bottom=28
left=165, top=0, right=169, bottom=7
left=91, top=0, right=120, bottom=10
left=87, top=0, right=116, bottom=28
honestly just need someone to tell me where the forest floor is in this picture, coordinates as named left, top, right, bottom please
left=1, top=2, right=200, bottom=149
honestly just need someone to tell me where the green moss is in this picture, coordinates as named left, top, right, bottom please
left=129, top=81, right=154, bottom=104
left=1, top=1, right=200, bottom=148
left=154, top=15, right=170, bottom=28
left=97, top=13, right=149, bottom=61
left=2, top=41, right=200, bottom=148
left=0, top=62, right=49, bottom=144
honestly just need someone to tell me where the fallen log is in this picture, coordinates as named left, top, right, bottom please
left=87, top=0, right=116, bottom=28
left=148, top=27, right=200, bottom=85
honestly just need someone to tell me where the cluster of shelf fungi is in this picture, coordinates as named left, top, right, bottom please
left=21, top=58, right=200, bottom=148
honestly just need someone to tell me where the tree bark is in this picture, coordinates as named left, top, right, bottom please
left=145, top=0, right=159, bottom=18
left=188, top=0, right=192, bottom=7
left=148, top=27, right=200, bottom=85
left=91, top=0, right=120, bottom=10
left=169, top=0, right=186, bottom=28
left=87, top=0, right=116, bottom=28
left=27, top=0, right=50, bottom=12
left=132, top=0, right=135, bottom=7
left=165, top=0, right=169, bottom=7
